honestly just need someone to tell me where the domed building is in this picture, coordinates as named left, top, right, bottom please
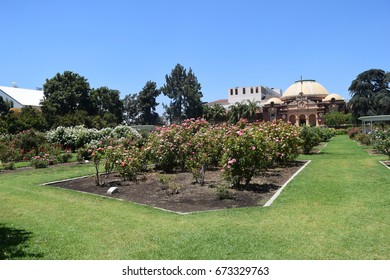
left=263, top=79, right=346, bottom=126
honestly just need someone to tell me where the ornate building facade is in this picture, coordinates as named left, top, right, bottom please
left=262, top=79, right=345, bottom=126
left=207, top=79, right=346, bottom=126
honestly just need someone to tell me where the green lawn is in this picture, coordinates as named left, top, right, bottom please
left=0, top=135, right=389, bottom=259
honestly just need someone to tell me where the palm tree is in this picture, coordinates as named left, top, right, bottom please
left=243, top=100, right=261, bottom=122
left=203, top=104, right=227, bottom=123
left=228, top=102, right=246, bottom=123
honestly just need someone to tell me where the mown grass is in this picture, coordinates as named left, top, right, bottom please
left=0, top=135, right=389, bottom=259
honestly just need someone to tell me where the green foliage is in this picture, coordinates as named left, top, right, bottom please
left=0, top=160, right=16, bottom=172
left=41, top=71, right=91, bottom=127
left=137, top=81, right=161, bottom=125
left=355, top=133, right=373, bottom=146
left=323, top=111, right=352, bottom=128
left=13, top=129, right=46, bottom=153
left=202, top=104, right=227, bottom=124
left=147, top=119, right=210, bottom=172
left=122, top=93, right=139, bottom=124
left=228, top=101, right=260, bottom=123
left=90, top=87, right=124, bottom=127
left=57, top=151, right=72, bottom=163
left=41, top=71, right=124, bottom=128
left=299, top=126, right=321, bottom=154
left=158, top=174, right=181, bottom=195
left=161, top=64, right=203, bottom=122
left=31, top=154, right=56, bottom=169
left=348, top=69, right=390, bottom=121
left=114, top=145, right=144, bottom=182
left=312, top=127, right=336, bottom=142
left=215, top=183, right=233, bottom=200
left=0, top=96, right=11, bottom=116
left=373, top=130, right=390, bottom=158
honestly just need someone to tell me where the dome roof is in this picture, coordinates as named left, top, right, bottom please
left=283, top=80, right=329, bottom=99
left=323, top=93, right=344, bottom=102
left=265, top=97, right=283, bottom=105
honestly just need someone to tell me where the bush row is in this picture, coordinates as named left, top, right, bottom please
left=347, top=127, right=390, bottom=159
left=46, top=125, right=141, bottom=151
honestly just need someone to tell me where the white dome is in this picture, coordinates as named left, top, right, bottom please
left=323, top=93, right=344, bottom=101
left=283, top=80, right=329, bottom=99
left=265, top=97, right=283, bottom=105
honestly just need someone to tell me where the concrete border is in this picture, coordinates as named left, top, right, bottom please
left=379, top=160, right=390, bottom=170
left=263, top=160, right=311, bottom=207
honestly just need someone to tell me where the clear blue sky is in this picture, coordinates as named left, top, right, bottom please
left=1, top=0, right=389, bottom=112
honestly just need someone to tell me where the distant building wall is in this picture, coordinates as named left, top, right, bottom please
left=228, top=86, right=281, bottom=105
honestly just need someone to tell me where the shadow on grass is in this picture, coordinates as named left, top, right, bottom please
left=0, top=224, right=43, bottom=259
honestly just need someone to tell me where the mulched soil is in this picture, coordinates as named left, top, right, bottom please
left=46, top=161, right=306, bottom=213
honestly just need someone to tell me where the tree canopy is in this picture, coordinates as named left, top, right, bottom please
left=161, top=64, right=203, bottom=123
left=348, top=69, right=390, bottom=121
left=137, top=81, right=161, bottom=125
left=41, top=71, right=124, bottom=128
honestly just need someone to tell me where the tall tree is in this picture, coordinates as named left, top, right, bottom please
left=90, top=86, right=124, bottom=126
left=41, top=71, right=91, bottom=127
left=161, top=64, right=203, bottom=122
left=183, top=68, right=203, bottom=119
left=348, top=69, right=390, bottom=121
left=138, top=81, right=160, bottom=125
left=123, top=93, right=139, bottom=125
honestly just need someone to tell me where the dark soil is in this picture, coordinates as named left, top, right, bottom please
left=46, top=161, right=306, bottom=213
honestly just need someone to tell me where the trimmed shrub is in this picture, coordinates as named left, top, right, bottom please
left=300, top=126, right=321, bottom=154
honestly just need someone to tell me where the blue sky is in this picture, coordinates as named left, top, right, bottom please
left=1, top=0, right=389, bottom=112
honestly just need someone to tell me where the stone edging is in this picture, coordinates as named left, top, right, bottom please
left=263, top=160, right=311, bottom=207
left=379, top=161, right=390, bottom=170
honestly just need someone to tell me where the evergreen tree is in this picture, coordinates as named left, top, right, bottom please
left=183, top=68, right=203, bottom=119
left=348, top=69, right=390, bottom=121
left=138, top=81, right=160, bottom=125
left=161, top=64, right=203, bottom=122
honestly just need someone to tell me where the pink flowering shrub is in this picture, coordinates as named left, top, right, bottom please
left=260, top=121, right=302, bottom=164
left=30, top=153, right=56, bottom=168
left=221, top=121, right=302, bottom=187
left=184, top=125, right=224, bottom=184
left=112, top=145, right=144, bottom=181
left=147, top=119, right=302, bottom=187
left=147, top=118, right=209, bottom=172
left=221, top=124, right=268, bottom=187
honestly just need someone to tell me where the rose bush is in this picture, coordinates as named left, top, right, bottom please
left=374, top=130, right=390, bottom=159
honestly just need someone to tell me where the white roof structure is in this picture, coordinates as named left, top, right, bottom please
left=0, top=86, right=44, bottom=108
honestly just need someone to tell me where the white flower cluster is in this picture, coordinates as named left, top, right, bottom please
left=46, top=125, right=140, bottom=150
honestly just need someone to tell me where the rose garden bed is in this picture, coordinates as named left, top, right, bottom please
left=46, top=161, right=306, bottom=213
